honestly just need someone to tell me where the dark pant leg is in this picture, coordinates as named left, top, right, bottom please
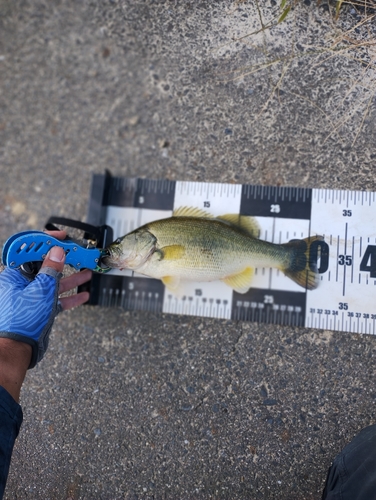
left=0, top=387, right=23, bottom=500
left=322, top=424, right=376, bottom=500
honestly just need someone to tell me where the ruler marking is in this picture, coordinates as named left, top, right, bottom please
left=91, top=176, right=376, bottom=335
left=351, top=236, right=355, bottom=284
left=336, top=237, right=340, bottom=282
left=343, top=223, right=348, bottom=296
left=272, top=219, right=276, bottom=243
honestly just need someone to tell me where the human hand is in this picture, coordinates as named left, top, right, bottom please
left=0, top=230, right=92, bottom=369
left=44, top=230, right=92, bottom=311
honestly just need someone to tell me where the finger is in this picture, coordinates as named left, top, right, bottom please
left=44, top=230, right=67, bottom=240
left=59, top=269, right=92, bottom=294
left=41, top=246, right=66, bottom=273
left=59, top=291, right=90, bottom=311
left=42, top=231, right=67, bottom=272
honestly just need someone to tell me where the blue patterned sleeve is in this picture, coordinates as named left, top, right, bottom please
left=0, top=267, right=63, bottom=368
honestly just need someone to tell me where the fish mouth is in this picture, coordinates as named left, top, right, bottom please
left=101, top=253, right=123, bottom=269
left=96, top=249, right=112, bottom=272
left=99, top=249, right=119, bottom=269
left=100, top=242, right=156, bottom=270
left=100, top=244, right=126, bottom=269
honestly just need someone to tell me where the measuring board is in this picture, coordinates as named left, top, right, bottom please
left=86, top=173, right=376, bottom=334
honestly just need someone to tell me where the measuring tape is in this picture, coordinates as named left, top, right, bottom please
left=86, top=174, right=376, bottom=335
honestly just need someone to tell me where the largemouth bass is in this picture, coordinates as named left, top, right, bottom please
left=102, top=207, right=322, bottom=293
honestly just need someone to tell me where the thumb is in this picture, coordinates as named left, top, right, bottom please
left=42, top=246, right=66, bottom=273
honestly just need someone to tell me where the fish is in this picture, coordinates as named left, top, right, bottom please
left=102, top=206, right=323, bottom=294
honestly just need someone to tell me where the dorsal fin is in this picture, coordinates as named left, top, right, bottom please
left=217, top=214, right=260, bottom=238
left=172, top=206, right=213, bottom=218
left=172, top=207, right=260, bottom=238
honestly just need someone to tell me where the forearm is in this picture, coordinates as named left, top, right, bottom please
left=0, top=340, right=31, bottom=403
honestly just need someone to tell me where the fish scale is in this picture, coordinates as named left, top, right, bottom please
left=85, top=174, right=376, bottom=335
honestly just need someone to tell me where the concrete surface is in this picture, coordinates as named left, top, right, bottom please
left=1, top=0, right=376, bottom=498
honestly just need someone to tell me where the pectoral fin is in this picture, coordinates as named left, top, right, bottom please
left=161, top=275, right=181, bottom=291
left=221, top=267, right=254, bottom=294
left=160, top=245, right=185, bottom=260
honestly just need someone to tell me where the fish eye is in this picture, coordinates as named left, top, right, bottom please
left=114, top=238, right=122, bottom=244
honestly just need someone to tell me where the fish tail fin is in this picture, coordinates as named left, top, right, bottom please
left=282, top=235, right=324, bottom=290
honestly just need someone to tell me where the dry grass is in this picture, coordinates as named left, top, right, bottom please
left=221, top=0, right=376, bottom=147
left=279, top=1, right=376, bottom=22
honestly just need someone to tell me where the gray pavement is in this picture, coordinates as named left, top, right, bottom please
left=1, top=1, right=376, bottom=498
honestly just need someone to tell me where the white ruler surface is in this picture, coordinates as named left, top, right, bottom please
left=87, top=175, right=376, bottom=334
